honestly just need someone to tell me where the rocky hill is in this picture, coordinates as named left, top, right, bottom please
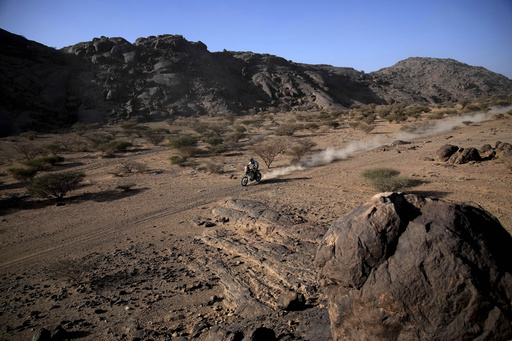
left=1, top=29, right=511, bottom=135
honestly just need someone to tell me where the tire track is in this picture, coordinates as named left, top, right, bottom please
left=0, top=181, right=267, bottom=270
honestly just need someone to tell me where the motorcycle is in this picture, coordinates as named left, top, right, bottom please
left=241, top=165, right=261, bottom=186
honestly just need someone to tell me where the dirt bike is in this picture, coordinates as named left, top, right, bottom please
left=241, top=166, right=261, bottom=186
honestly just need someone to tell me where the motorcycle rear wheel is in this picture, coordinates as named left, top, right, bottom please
left=254, top=172, right=262, bottom=182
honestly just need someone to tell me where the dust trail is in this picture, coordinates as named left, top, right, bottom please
left=263, top=105, right=511, bottom=180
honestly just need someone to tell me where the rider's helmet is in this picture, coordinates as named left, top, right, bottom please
left=250, top=158, right=254, bottom=163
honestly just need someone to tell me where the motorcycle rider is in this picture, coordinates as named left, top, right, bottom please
left=247, top=158, right=259, bottom=179
left=248, top=158, right=259, bottom=171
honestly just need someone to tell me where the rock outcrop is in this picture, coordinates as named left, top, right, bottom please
left=2, top=28, right=512, bottom=135
left=315, top=192, right=512, bottom=341
left=195, top=199, right=332, bottom=340
left=435, top=142, right=511, bottom=164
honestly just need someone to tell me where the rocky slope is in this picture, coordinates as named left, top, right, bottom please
left=1, top=28, right=511, bottom=135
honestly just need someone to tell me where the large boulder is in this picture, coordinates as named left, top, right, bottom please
left=315, top=192, right=512, bottom=341
left=435, top=144, right=459, bottom=161
left=447, top=146, right=481, bottom=164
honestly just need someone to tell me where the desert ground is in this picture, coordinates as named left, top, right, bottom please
left=0, top=108, right=511, bottom=340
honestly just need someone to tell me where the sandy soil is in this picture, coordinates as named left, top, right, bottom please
left=1, top=111, right=511, bottom=340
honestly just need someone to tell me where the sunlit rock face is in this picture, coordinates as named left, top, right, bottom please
left=315, top=192, right=512, bottom=341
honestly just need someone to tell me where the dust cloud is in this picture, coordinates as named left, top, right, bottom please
left=263, top=105, right=511, bottom=180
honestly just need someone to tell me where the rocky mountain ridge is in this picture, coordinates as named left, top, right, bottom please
left=1, top=28, right=511, bottom=135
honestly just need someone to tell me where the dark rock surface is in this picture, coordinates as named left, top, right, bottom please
left=447, top=146, right=481, bottom=164
left=435, top=142, right=511, bottom=164
left=315, top=192, right=512, bottom=341
left=2, top=28, right=512, bottom=135
left=435, top=144, right=459, bottom=161
left=194, top=199, right=331, bottom=340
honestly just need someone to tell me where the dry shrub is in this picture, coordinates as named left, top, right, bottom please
left=205, top=160, right=224, bottom=174
left=361, top=168, right=418, bottom=192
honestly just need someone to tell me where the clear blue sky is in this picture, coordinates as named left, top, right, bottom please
left=1, top=0, right=511, bottom=78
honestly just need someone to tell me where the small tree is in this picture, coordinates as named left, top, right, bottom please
left=7, top=167, right=39, bottom=183
left=29, top=171, right=86, bottom=200
left=143, top=128, right=169, bottom=146
left=23, top=156, right=65, bottom=171
left=253, top=138, right=286, bottom=169
left=14, top=142, right=43, bottom=160
left=117, top=160, right=147, bottom=174
left=168, top=134, right=199, bottom=157
left=288, top=139, right=316, bottom=161
left=29, top=172, right=85, bottom=200
left=97, top=140, right=132, bottom=156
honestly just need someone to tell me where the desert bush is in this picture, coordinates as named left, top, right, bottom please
left=376, top=105, right=392, bottom=117
left=385, top=113, right=408, bottom=123
left=118, top=160, right=147, bottom=174
left=361, top=168, right=417, bottom=192
left=462, top=121, right=474, bottom=126
left=323, top=121, right=340, bottom=129
left=168, top=134, right=199, bottom=157
left=205, top=136, right=224, bottom=146
left=362, top=113, right=377, bottom=125
left=29, top=171, right=85, bottom=200
left=288, top=139, right=316, bottom=161
left=7, top=167, right=39, bottom=183
left=232, top=125, right=247, bottom=133
left=357, top=122, right=376, bottom=134
left=463, top=104, right=483, bottom=113
left=83, top=132, right=115, bottom=149
left=428, top=112, right=446, bottom=120
left=191, top=122, right=209, bottom=135
left=204, top=160, right=224, bottom=174
left=304, top=122, right=319, bottom=130
left=362, top=168, right=401, bottom=180
left=169, top=155, right=187, bottom=165
left=45, top=142, right=62, bottom=155
left=207, top=144, right=227, bottom=155
left=253, top=138, right=286, bottom=168
left=275, top=123, right=299, bottom=136
left=20, top=131, right=38, bottom=140
left=225, top=131, right=246, bottom=142
left=143, top=128, right=169, bottom=146
left=240, top=118, right=264, bottom=128
left=96, top=140, right=132, bottom=156
left=404, top=105, right=431, bottom=118
left=167, top=134, right=199, bottom=149
left=316, top=112, right=331, bottom=121
left=23, top=156, right=64, bottom=171
left=58, top=135, right=88, bottom=152
left=120, top=123, right=150, bottom=137
left=400, top=121, right=436, bottom=134
left=14, top=142, right=44, bottom=160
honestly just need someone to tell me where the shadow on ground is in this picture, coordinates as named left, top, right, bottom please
left=0, top=188, right=149, bottom=215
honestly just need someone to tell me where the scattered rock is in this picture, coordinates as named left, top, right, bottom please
left=32, top=328, right=51, bottom=341
left=246, top=326, right=276, bottom=341
left=315, top=192, right=512, bottom=341
left=278, top=291, right=306, bottom=311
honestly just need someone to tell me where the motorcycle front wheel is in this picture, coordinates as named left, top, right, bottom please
left=241, top=176, right=249, bottom=186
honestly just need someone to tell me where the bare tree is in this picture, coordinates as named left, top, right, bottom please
left=288, top=138, right=316, bottom=161
left=252, top=138, right=286, bottom=169
left=14, top=142, right=43, bottom=160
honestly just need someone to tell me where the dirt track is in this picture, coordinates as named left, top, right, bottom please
left=1, top=113, right=511, bottom=340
